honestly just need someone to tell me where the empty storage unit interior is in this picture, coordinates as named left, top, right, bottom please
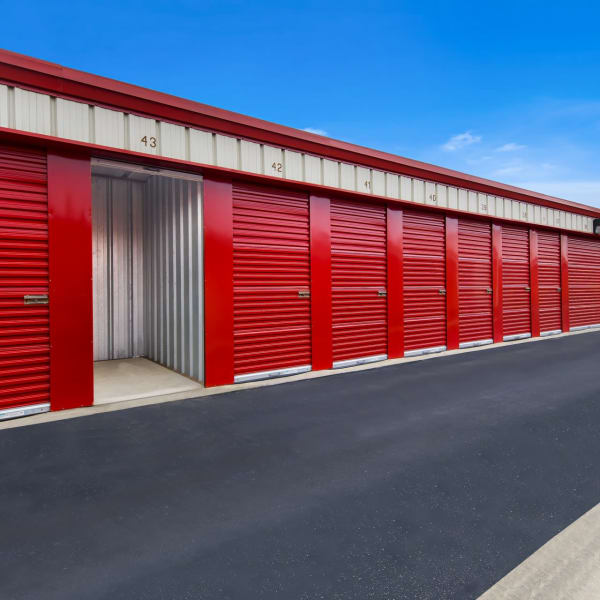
left=1, top=50, right=600, bottom=418
left=91, top=161, right=203, bottom=403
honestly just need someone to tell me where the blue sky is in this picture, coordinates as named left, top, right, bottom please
left=3, top=1, right=600, bottom=206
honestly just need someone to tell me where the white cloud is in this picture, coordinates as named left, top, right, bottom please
left=496, top=142, right=526, bottom=152
left=442, top=131, right=482, bottom=151
left=302, top=127, right=328, bottom=136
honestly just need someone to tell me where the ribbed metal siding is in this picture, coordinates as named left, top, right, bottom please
left=145, top=176, right=204, bottom=381
left=0, top=145, right=50, bottom=409
left=458, top=219, right=493, bottom=343
left=538, top=231, right=562, bottom=332
left=568, top=235, right=600, bottom=327
left=331, top=199, right=387, bottom=362
left=501, top=226, right=531, bottom=336
left=92, top=176, right=145, bottom=360
left=232, top=183, right=311, bottom=376
left=403, top=210, right=446, bottom=350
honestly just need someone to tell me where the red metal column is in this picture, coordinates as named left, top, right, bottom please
left=203, top=178, right=234, bottom=387
left=529, top=229, right=540, bottom=337
left=492, top=223, right=503, bottom=343
left=445, top=216, right=459, bottom=350
left=47, top=152, right=93, bottom=411
left=387, top=206, right=404, bottom=358
left=310, top=195, right=333, bottom=370
left=560, top=233, right=570, bottom=332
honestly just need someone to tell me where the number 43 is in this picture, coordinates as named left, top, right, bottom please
left=141, top=136, right=157, bottom=148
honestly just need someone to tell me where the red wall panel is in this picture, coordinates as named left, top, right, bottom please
left=403, top=209, right=446, bottom=351
left=232, top=183, right=311, bottom=377
left=458, top=218, right=493, bottom=344
left=501, top=225, right=531, bottom=337
left=0, top=144, right=50, bottom=410
left=331, top=198, right=387, bottom=363
left=387, top=206, right=404, bottom=358
left=537, top=230, right=562, bottom=333
left=47, top=152, right=93, bottom=410
left=445, top=217, right=459, bottom=350
left=310, top=195, right=332, bottom=370
left=568, top=234, right=600, bottom=327
left=203, top=178, right=234, bottom=387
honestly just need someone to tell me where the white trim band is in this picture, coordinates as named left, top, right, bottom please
left=404, top=346, right=447, bottom=358
left=540, top=329, right=562, bottom=337
left=459, top=339, right=493, bottom=349
left=234, top=364, right=311, bottom=384
left=332, top=354, right=388, bottom=369
left=0, top=403, right=50, bottom=421
left=503, top=333, right=532, bottom=342
left=570, top=324, right=600, bottom=332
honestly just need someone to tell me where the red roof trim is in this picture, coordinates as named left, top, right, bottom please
left=0, top=47, right=599, bottom=217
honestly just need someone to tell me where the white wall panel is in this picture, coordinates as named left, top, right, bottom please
left=128, top=114, right=158, bottom=155
left=56, top=98, right=89, bottom=142
left=8, top=83, right=593, bottom=233
left=304, top=154, right=321, bottom=184
left=215, top=134, right=238, bottom=169
left=323, top=159, right=339, bottom=187
left=425, top=181, right=436, bottom=206
left=189, top=129, right=213, bottom=164
left=14, top=88, right=51, bottom=135
left=160, top=122, right=186, bottom=160
left=263, top=145, right=283, bottom=178
left=240, top=140, right=261, bottom=173
left=94, top=107, right=125, bottom=149
left=0, top=85, right=9, bottom=127
left=284, top=150, right=302, bottom=181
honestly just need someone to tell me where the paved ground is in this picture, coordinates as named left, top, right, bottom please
left=2, top=332, right=600, bottom=600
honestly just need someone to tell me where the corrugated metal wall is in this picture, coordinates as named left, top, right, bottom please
left=0, top=144, right=50, bottom=410
left=92, top=172, right=203, bottom=381
left=144, top=175, right=204, bottom=381
left=568, top=236, right=600, bottom=328
left=92, top=176, right=145, bottom=360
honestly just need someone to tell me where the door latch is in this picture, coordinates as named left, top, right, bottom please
left=377, top=290, right=387, bottom=297
left=485, top=287, right=493, bottom=294
left=24, top=294, right=48, bottom=305
left=438, top=289, right=446, bottom=295
left=298, top=290, right=310, bottom=298
left=525, top=286, right=531, bottom=292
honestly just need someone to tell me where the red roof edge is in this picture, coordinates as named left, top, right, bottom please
left=0, top=47, right=598, bottom=217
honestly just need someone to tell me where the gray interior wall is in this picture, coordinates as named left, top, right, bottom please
left=144, top=176, right=204, bottom=381
left=92, top=170, right=204, bottom=382
left=92, top=176, right=145, bottom=361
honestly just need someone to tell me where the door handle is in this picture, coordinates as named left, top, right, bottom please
left=557, top=287, right=562, bottom=292
left=525, top=286, right=531, bottom=292
left=298, top=290, right=310, bottom=298
left=24, top=294, right=48, bottom=305
left=377, top=290, right=387, bottom=297
left=438, top=289, right=446, bottom=295
left=485, top=288, right=493, bottom=294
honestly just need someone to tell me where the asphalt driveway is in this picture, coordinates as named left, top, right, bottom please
left=2, top=332, right=600, bottom=599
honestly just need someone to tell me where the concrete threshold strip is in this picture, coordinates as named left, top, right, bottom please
left=479, top=502, right=600, bottom=599
left=1, top=326, right=598, bottom=430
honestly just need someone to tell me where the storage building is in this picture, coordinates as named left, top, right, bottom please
left=1, top=49, right=600, bottom=419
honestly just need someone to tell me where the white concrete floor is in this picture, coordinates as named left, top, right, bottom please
left=93, top=357, right=203, bottom=405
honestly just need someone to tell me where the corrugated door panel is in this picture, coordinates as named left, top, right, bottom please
left=538, top=231, right=562, bottom=332
left=403, top=210, right=446, bottom=351
left=331, top=199, right=387, bottom=362
left=233, top=183, right=311, bottom=376
left=0, top=145, right=50, bottom=409
left=568, top=236, right=600, bottom=327
left=501, top=226, right=531, bottom=336
left=458, top=219, right=493, bottom=344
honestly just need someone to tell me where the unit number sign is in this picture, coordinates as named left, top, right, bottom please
left=140, top=136, right=158, bottom=148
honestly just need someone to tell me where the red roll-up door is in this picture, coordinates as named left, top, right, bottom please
left=403, top=209, right=446, bottom=352
left=568, top=235, right=600, bottom=328
left=501, top=225, right=531, bottom=338
left=538, top=231, right=562, bottom=333
left=331, top=198, right=387, bottom=364
left=232, top=184, right=311, bottom=380
left=458, top=218, right=493, bottom=345
left=0, top=145, right=50, bottom=413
